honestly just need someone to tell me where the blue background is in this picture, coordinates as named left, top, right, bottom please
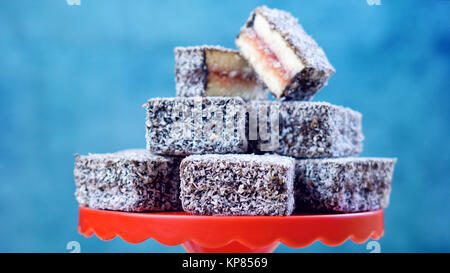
left=0, top=0, right=449, bottom=253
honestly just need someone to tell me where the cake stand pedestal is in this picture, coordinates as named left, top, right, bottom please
left=78, top=206, right=384, bottom=253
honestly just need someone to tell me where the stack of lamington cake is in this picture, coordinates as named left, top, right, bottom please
left=74, top=6, right=396, bottom=216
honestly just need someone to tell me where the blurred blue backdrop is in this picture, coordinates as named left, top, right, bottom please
left=0, top=0, right=449, bottom=253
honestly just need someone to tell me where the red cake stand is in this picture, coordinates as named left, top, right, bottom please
left=78, top=207, right=384, bottom=253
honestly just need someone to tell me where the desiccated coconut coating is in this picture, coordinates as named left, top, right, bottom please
left=174, top=45, right=268, bottom=101
left=174, top=46, right=210, bottom=98
left=145, top=97, right=248, bottom=156
left=74, top=149, right=182, bottom=212
left=295, top=157, right=397, bottom=213
left=180, top=154, right=295, bottom=216
left=247, top=101, right=363, bottom=158
left=236, top=6, right=335, bottom=101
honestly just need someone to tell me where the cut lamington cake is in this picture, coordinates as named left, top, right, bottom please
left=175, top=46, right=268, bottom=101
left=236, top=6, right=335, bottom=101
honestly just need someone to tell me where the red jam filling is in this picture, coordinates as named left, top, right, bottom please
left=243, top=31, right=291, bottom=88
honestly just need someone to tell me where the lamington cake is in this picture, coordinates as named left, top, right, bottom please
left=74, top=149, right=182, bottom=212
left=247, top=101, right=364, bottom=158
left=180, top=154, right=295, bottom=216
left=175, top=46, right=268, bottom=101
left=145, top=97, right=247, bottom=156
left=295, top=157, right=397, bottom=213
left=236, top=6, right=335, bottom=101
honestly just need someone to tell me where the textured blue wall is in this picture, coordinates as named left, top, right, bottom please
left=0, top=0, right=449, bottom=252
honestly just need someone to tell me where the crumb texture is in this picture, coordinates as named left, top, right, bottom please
left=175, top=45, right=268, bottom=100
left=74, top=149, right=182, bottom=212
left=295, top=157, right=396, bottom=213
left=180, top=154, right=295, bottom=216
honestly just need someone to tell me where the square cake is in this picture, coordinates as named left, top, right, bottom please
left=175, top=46, right=268, bottom=101
left=247, top=101, right=364, bottom=158
left=295, top=157, right=397, bottom=213
left=74, top=149, right=182, bottom=212
left=236, top=6, right=335, bottom=100
left=145, top=97, right=248, bottom=156
left=180, top=154, right=295, bottom=216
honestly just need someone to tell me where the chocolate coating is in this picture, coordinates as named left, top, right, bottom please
left=145, top=97, right=248, bottom=156
left=74, top=149, right=182, bottom=212
left=295, top=157, right=396, bottom=213
left=174, top=45, right=268, bottom=100
left=237, top=6, right=335, bottom=101
left=180, top=154, right=295, bottom=216
left=247, top=101, right=363, bottom=158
